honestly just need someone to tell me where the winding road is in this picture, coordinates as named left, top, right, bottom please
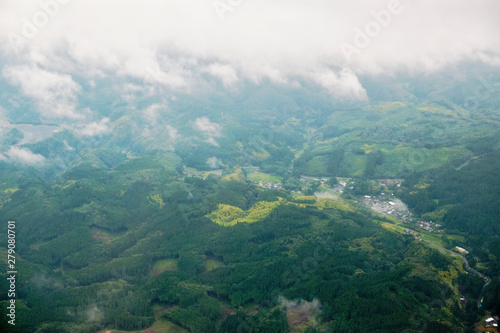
left=421, top=238, right=491, bottom=304
left=363, top=198, right=492, bottom=304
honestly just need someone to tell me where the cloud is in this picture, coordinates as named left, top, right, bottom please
left=76, top=118, right=110, bottom=136
left=194, top=117, right=221, bottom=137
left=142, top=103, right=162, bottom=125
left=122, top=52, right=190, bottom=89
left=310, top=68, right=368, bottom=100
left=167, top=125, right=178, bottom=141
left=278, top=296, right=321, bottom=313
left=194, top=117, right=222, bottom=146
left=206, top=137, right=220, bottom=147
left=2, top=65, right=83, bottom=119
left=0, top=118, right=11, bottom=140
left=278, top=296, right=322, bottom=324
left=85, top=304, right=104, bottom=323
left=63, top=140, right=75, bottom=151
left=203, top=63, right=239, bottom=88
left=206, top=157, right=222, bottom=169
left=138, top=104, right=179, bottom=145
left=0, top=0, right=499, bottom=105
left=2, top=146, right=45, bottom=164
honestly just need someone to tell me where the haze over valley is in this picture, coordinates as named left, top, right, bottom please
left=1, top=1, right=500, bottom=332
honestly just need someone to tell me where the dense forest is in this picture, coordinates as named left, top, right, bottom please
left=0, top=152, right=478, bottom=332
left=0, top=71, right=499, bottom=332
left=400, top=133, right=500, bottom=316
left=1, top=0, right=499, bottom=330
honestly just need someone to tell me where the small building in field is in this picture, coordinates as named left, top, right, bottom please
left=485, top=316, right=497, bottom=327
left=455, top=246, right=469, bottom=255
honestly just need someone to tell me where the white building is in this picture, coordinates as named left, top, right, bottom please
left=455, top=246, right=469, bottom=255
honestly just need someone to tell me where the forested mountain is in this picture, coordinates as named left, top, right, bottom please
left=0, top=149, right=474, bottom=332
left=1, top=71, right=499, bottom=332
left=1, top=1, right=500, bottom=332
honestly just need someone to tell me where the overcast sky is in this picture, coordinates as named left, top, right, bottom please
left=0, top=0, right=499, bottom=122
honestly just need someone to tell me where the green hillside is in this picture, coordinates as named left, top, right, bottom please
left=1, top=74, right=500, bottom=332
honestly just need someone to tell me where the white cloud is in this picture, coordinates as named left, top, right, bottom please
left=194, top=117, right=221, bottom=137
left=139, top=104, right=180, bottom=145
left=3, top=146, right=45, bottom=164
left=77, top=118, right=110, bottom=136
left=85, top=304, right=104, bottom=323
left=206, top=137, right=220, bottom=147
left=0, top=118, right=11, bottom=140
left=206, top=157, right=222, bottom=169
left=310, top=68, right=368, bottom=100
left=142, top=103, right=162, bottom=125
left=195, top=117, right=222, bottom=146
left=122, top=52, right=190, bottom=89
left=63, top=140, right=75, bottom=151
left=194, top=117, right=222, bottom=147
left=167, top=125, right=178, bottom=141
left=0, top=0, right=498, bottom=103
left=203, top=63, right=239, bottom=88
left=2, top=65, right=82, bottom=119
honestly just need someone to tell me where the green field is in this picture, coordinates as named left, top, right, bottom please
left=206, top=259, right=225, bottom=271
left=422, top=240, right=454, bottom=257
left=99, top=319, right=188, bottom=333
left=446, top=234, right=466, bottom=242
left=420, top=232, right=447, bottom=248
left=206, top=200, right=283, bottom=226
left=246, top=170, right=282, bottom=183
left=152, top=259, right=178, bottom=275
left=185, top=167, right=222, bottom=178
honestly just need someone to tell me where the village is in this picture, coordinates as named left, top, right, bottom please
left=177, top=166, right=496, bottom=330
left=362, top=192, right=413, bottom=222
left=478, top=316, right=499, bottom=332
left=186, top=167, right=476, bottom=262
left=257, top=181, right=282, bottom=189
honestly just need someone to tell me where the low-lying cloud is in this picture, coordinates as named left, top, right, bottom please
left=0, top=0, right=499, bottom=126
left=195, top=117, right=221, bottom=137
left=206, top=157, right=223, bottom=169
left=2, top=65, right=83, bottom=120
left=1, top=146, right=46, bottom=164
left=195, top=117, right=222, bottom=146
left=76, top=118, right=110, bottom=137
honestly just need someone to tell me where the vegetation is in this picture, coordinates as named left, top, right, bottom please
left=398, top=133, right=500, bottom=326
left=1, top=76, right=500, bottom=331
left=0, top=159, right=477, bottom=332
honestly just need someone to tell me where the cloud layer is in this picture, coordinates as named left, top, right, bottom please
left=1, top=146, right=46, bottom=164
left=0, top=0, right=499, bottom=122
left=2, top=65, right=83, bottom=119
left=195, top=117, right=222, bottom=146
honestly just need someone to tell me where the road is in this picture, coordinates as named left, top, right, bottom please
left=363, top=200, right=491, bottom=304
left=421, top=238, right=491, bottom=304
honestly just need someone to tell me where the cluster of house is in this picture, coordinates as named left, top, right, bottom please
left=416, top=220, right=441, bottom=232
left=378, top=179, right=402, bottom=188
left=364, top=195, right=411, bottom=221
left=485, top=316, right=498, bottom=329
left=404, top=229, right=419, bottom=237
left=258, top=181, right=282, bottom=189
left=299, top=178, right=329, bottom=185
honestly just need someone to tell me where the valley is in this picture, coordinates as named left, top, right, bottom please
left=0, top=44, right=499, bottom=333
